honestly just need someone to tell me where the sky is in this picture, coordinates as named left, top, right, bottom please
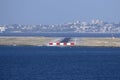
left=0, top=0, right=120, bottom=24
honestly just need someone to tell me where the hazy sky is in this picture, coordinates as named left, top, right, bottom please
left=0, top=0, right=120, bottom=24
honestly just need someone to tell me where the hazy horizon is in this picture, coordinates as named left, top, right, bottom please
left=0, top=0, right=120, bottom=25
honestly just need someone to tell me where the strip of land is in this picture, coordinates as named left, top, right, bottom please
left=0, top=37, right=54, bottom=46
left=75, top=37, right=120, bottom=47
left=0, top=37, right=120, bottom=47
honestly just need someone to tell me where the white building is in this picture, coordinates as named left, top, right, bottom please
left=91, top=20, right=103, bottom=25
left=0, top=27, right=6, bottom=32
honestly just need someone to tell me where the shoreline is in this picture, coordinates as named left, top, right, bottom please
left=0, top=37, right=120, bottom=47
left=0, top=45, right=120, bottom=48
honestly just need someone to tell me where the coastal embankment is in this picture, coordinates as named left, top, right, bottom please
left=0, top=37, right=120, bottom=47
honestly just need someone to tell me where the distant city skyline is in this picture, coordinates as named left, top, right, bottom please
left=0, top=0, right=120, bottom=25
left=1, top=20, right=120, bottom=33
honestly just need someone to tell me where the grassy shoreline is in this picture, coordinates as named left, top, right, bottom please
left=0, top=37, right=120, bottom=47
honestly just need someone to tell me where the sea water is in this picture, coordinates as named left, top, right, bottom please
left=0, top=46, right=120, bottom=80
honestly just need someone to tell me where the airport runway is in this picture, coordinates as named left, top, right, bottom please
left=48, top=37, right=75, bottom=46
left=0, top=37, right=120, bottom=47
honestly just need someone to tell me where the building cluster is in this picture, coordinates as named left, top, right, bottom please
left=0, top=26, right=6, bottom=33
left=0, top=20, right=120, bottom=33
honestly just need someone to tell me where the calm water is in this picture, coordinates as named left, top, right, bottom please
left=0, top=46, right=120, bottom=80
left=1, top=33, right=120, bottom=37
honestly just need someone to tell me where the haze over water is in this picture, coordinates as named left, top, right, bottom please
left=0, top=0, right=120, bottom=24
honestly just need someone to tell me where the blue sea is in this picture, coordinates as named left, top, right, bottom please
left=1, top=33, right=120, bottom=37
left=0, top=46, right=120, bottom=80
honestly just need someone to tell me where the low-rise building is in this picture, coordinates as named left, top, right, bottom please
left=0, top=27, right=6, bottom=33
